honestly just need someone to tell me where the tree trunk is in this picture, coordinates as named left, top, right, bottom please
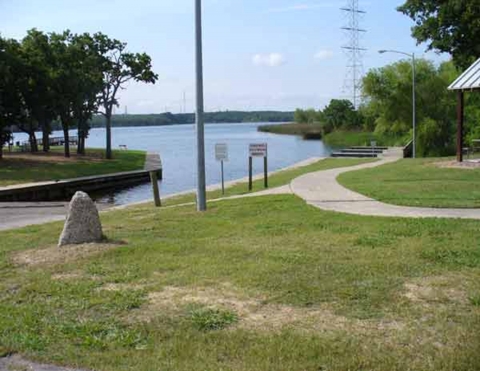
left=61, top=118, right=70, bottom=158
left=29, top=132, right=38, bottom=153
left=42, top=121, right=50, bottom=152
left=106, top=111, right=112, bottom=159
left=77, top=134, right=82, bottom=155
left=77, top=127, right=82, bottom=155
left=32, top=133, right=38, bottom=152
left=77, top=129, right=85, bottom=155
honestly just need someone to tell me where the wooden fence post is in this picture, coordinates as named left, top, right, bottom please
left=150, top=171, right=161, bottom=207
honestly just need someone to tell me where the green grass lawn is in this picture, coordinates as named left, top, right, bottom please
left=164, top=158, right=376, bottom=206
left=0, top=149, right=146, bottom=187
left=0, top=195, right=479, bottom=370
left=323, top=131, right=409, bottom=148
left=338, top=157, right=480, bottom=208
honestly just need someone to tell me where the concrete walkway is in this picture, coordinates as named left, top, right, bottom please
left=0, top=202, right=113, bottom=231
left=0, top=202, right=67, bottom=231
left=291, top=148, right=480, bottom=220
left=145, top=152, right=162, bottom=171
left=0, top=157, right=322, bottom=231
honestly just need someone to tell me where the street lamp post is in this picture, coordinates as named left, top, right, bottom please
left=379, top=50, right=416, bottom=158
left=195, top=0, right=207, bottom=211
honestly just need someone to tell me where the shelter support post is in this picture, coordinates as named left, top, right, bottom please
left=457, top=91, right=464, bottom=162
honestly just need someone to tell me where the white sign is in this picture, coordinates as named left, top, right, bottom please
left=215, top=143, right=228, bottom=161
left=371, top=141, right=377, bottom=148
left=249, top=143, right=268, bottom=157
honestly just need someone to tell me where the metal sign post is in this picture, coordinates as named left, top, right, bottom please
left=248, top=143, right=268, bottom=191
left=264, top=156, right=268, bottom=188
left=215, top=143, right=228, bottom=195
left=248, top=156, right=253, bottom=191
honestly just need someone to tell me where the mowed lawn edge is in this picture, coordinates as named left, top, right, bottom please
left=338, top=157, right=480, bottom=208
left=164, top=157, right=377, bottom=206
left=0, top=194, right=479, bottom=370
left=0, top=149, right=146, bottom=187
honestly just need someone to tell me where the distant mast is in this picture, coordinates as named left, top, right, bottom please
left=183, top=91, right=187, bottom=113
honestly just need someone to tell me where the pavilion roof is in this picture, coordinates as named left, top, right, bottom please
left=449, top=58, right=480, bottom=91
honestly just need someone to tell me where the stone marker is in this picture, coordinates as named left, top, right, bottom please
left=58, top=191, right=103, bottom=247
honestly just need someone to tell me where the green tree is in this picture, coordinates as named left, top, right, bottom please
left=0, top=37, right=25, bottom=158
left=294, top=109, right=308, bottom=123
left=20, top=29, right=57, bottom=152
left=362, top=59, right=458, bottom=156
left=398, top=0, right=480, bottom=69
left=50, top=31, right=94, bottom=157
left=5, top=39, right=40, bottom=152
left=294, top=108, right=323, bottom=124
left=322, top=99, right=360, bottom=133
left=93, top=33, right=158, bottom=159
left=70, top=33, right=103, bottom=155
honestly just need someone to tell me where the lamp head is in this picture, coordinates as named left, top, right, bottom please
left=378, top=50, right=387, bottom=54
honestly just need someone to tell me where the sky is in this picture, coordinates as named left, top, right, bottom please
left=0, top=0, right=449, bottom=114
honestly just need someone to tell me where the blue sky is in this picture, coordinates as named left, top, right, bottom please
left=0, top=0, right=448, bottom=113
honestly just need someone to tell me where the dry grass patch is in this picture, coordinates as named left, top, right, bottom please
left=97, top=282, right=149, bottom=292
left=51, top=271, right=88, bottom=281
left=132, top=285, right=405, bottom=336
left=433, top=160, right=480, bottom=170
left=403, top=274, right=469, bottom=305
left=11, top=241, right=127, bottom=267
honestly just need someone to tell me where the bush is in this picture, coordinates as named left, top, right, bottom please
left=417, top=117, right=455, bottom=157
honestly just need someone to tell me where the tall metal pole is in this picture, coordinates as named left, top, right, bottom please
left=195, top=0, right=207, bottom=211
left=412, top=53, right=416, bottom=159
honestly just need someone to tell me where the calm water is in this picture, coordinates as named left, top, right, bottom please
left=13, top=123, right=331, bottom=205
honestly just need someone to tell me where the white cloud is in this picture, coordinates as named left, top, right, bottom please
left=252, top=53, right=286, bottom=67
left=314, top=50, right=334, bottom=60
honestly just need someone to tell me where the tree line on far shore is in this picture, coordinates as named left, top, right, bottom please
left=0, top=29, right=157, bottom=159
left=38, top=111, right=294, bottom=131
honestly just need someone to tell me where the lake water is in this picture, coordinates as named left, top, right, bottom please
left=12, top=123, right=331, bottom=205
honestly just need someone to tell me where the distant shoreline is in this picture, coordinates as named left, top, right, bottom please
left=12, top=121, right=292, bottom=135
left=17, top=111, right=295, bottom=132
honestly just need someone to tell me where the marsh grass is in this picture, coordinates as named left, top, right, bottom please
left=257, top=123, right=322, bottom=138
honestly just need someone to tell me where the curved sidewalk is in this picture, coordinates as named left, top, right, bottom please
left=290, top=149, right=480, bottom=220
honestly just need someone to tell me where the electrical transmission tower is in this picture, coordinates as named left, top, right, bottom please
left=341, top=0, right=366, bottom=109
